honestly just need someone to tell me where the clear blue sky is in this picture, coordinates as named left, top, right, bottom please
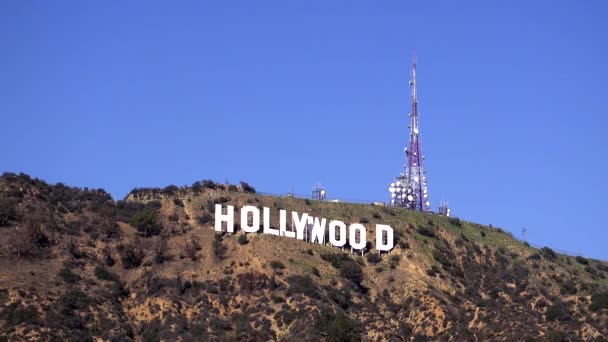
left=1, top=1, right=607, bottom=259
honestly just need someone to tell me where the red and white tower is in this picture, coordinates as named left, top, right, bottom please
left=389, top=53, right=430, bottom=211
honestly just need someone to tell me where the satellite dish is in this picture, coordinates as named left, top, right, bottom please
left=389, top=188, right=395, bottom=193
left=407, top=195, right=414, bottom=201
left=413, top=127, right=419, bottom=134
left=425, top=201, right=430, bottom=206
left=391, top=193, right=396, bottom=198
left=413, top=176, right=420, bottom=182
left=423, top=194, right=428, bottom=198
left=396, top=181, right=401, bottom=186
left=390, top=182, right=395, bottom=187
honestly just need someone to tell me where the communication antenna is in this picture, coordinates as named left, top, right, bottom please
left=438, top=201, right=450, bottom=217
left=287, top=186, right=294, bottom=198
left=389, top=52, right=431, bottom=211
left=521, top=227, right=527, bottom=241
left=312, top=182, right=326, bottom=201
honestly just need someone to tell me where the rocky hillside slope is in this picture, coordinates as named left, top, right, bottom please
left=0, top=172, right=607, bottom=341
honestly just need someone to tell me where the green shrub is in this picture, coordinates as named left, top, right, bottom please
left=67, top=240, right=86, bottom=259
left=545, top=302, right=571, bottom=321
left=597, top=263, right=608, bottom=273
left=129, top=209, right=162, bottom=237
left=116, top=200, right=159, bottom=223
left=340, top=260, right=364, bottom=287
left=589, top=291, right=608, bottom=311
left=365, top=252, right=381, bottom=263
left=191, top=181, right=204, bottom=193
left=202, top=180, right=217, bottom=190
left=317, top=312, right=360, bottom=342
left=271, top=294, right=285, bottom=303
left=417, top=227, right=436, bottom=238
left=120, top=243, right=145, bottom=269
left=389, top=254, right=401, bottom=268
left=541, top=247, right=557, bottom=260
left=173, top=198, right=184, bottom=207
left=359, top=217, right=369, bottom=224
left=286, top=275, right=317, bottom=297
left=94, top=266, right=120, bottom=282
left=432, top=249, right=451, bottom=267
left=559, top=279, right=577, bottom=295
left=183, top=236, right=201, bottom=261
left=2, top=301, right=39, bottom=326
left=270, top=260, right=285, bottom=270
left=103, top=247, right=115, bottom=266
left=449, top=217, right=462, bottom=227
left=427, top=265, right=440, bottom=277
left=101, top=222, right=120, bottom=239
left=58, top=267, right=80, bottom=283
left=328, top=289, right=351, bottom=309
left=212, top=234, right=227, bottom=260
left=321, top=252, right=352, bottom=269
left=240, top=181, right=256, bottom=193
left=216, top=196, right=230, bottom=203
left=575, top=256, right=589, bottom=265
left=7, top=214, right=51, bottom=258
left=59, top=289, right=91, bottom=311
left=238, top=234, right=248, bottom=245
left=196, top=212, right=213, bottom=225
left=399, top=322, right=413, bottom=336
left=0, top=197, right=17, bottom=227
left=237, top=271, right=269, bottom=292
left=153, top=238, right=169, bottom=264
left=162, top=185, right=179, bottom=195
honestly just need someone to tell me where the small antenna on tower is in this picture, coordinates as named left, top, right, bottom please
left=312, top=182, right=326, bottom=201
left=438, top=201, right=450, bottom=217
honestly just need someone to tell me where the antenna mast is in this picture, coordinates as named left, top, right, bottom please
left=389, top=52, right=431, bottom=211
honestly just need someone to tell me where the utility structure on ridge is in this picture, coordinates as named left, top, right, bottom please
left=312, top=182, right=326, bottom=201
left=389, top=53, right=431, bottom=211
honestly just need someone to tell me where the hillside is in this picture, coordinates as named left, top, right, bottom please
left=0, top=172, right=607, bottom=341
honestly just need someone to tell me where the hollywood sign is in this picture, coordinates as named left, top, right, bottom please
left=215, top=204, right=394, bottom=252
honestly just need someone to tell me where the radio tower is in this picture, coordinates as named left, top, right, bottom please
left=389, top=53, right=431, bottom=211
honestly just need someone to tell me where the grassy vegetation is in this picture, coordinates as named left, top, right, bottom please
left=1, top=173, right=607, bottom=341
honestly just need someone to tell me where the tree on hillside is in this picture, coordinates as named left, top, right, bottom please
left=129, top=209, right=162, bottom=237
left=0, top=196, right=17, bottom=227
left=240, top=181, right=256, bottom=194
